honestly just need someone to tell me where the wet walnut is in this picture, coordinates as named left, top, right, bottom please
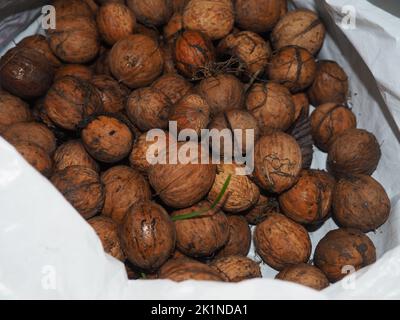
left=327, top=128, right=381, bottom=178
left=308, top=60, right=349, bottom=106
left=214, top=215, right=251, bottom=258
left=172, top=201, right=229, bottom=257
left=211, top=256, right=262, bottom=282
left=271, top=9, right=326, bottom=55
left=310, top=103, right=356, bottom=152
left=109, top=34, right=163, bottom=89
left=14, top=141, right=53, bottom=177
left=88, top=216, right=125, bottom=261
left=208, top=163, right=260, bottom=213
left=51, top=165, right=105, bottom=219
left=53, top=140, right=99, bottom=172
left=254, top=132, right=302, bottom=193
left=254, top=213, right=311, bottom=270
left=101, top=165, right=151, bottom=224
left=246, top=82, right=295, bottom=134
left=44, top=76, right=103, bottom=130
left=279, top=169, right=335, bottom=225
left=314, top=228, right=376, bottom=283
left=81, top=115, right=134, bottom=163
left=119, top=201, right=176, bottom=271
left=0, top=91, right=32, bottom=133
left=333, top=175, right=391, bottom=232
left=267, top=46, right=317, bottom=93
left=276, top=263, right=329, bottom=290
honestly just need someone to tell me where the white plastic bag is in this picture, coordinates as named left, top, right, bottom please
left=1, top=0, right=400, bottom=299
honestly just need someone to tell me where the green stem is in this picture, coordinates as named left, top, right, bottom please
left=171, top=174, right=232, bottom=222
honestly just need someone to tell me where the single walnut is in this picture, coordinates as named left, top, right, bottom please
left=53, top=140, right=99, bottom=172
left=211, top=256, right=261, bottom=282
left=276, top=263, right=329, bottom=290
left=0, top=91, right=32, bottom=133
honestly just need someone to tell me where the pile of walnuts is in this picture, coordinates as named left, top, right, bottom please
left=0, top=0, right=390, bottom=290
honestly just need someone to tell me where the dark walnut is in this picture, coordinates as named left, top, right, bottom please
left=276, top=263, right=329, bottom=290
left=267, top=46, right=317, bottom=93
left=81, top=115, right=134, bottom=163
left=101, top=165, right=151, bottom=224
left=308, top=60, right=349, bottom=106
left=254, top=213, right=311, bottom=270
left=254, top=132, right=302, bottom=193
left=235, top=0, right=286, bottom=33
left=271, top=9, right=326, bottom=55
left=14, top=141, right=53, bottom=177
left=55, top=64, right=93, bottom=82
left=314, top=228, right=376, bottom=283
left=214, top=215, right=251, bottom=258
left=53, top=140, right=99, bottom=172
left=51, top=165, right=105, bottom=219
left=333, top=175, right=391, bottom=232
left=246, top=82, right=295, bottom=134
left=172, top=201, right=229, bottom=258
left=159, top=257, right=225, bottom=282
left=148, top=142, right=216, bottom=208
left=310, top=103, right=356, bottom=152
left=119, top=201, right=176, bottom=271
left=243, top=194, right=279, bottom=225
left=44, top=76, right=103, bottom=130
left=327, top=128, right=381, bottom=178
left=0, top=47, right=54, bottom=100
left=109, top=34, right=163, bottom=89
left=0, top=91, right=32, bottom=133
left=292, top=92, right=310, bottom=123
left=91, top=75, right=129, bottom=113
left=211, top=256, right=262, bottom=282
left=88, top=216, right=125, bottom=261
left=279, top=169, right=335, bottom=225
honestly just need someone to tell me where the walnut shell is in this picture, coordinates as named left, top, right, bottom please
left=333, top=175, right=390, bottom=232
left=163, top=12, right=184, bottom=43
left=310, top=103, right=356, bottom=152
left=0, top=91, right=32, bottom=133
left=14, top=141, right=53, bottom=177
left=314, top=228, right=376, bottom=283
left=55, top=64, right=94, bottom=82
left=152, top=73, right=192, bottom=105
left=276, top=263, right=329, bottom=290
left=267, top=46, right=317, bottom=93
left=211, top=256, right=261, bottom=282
left=47, top=15, right=100, bottom=64
left=161, top=44, right=178, bottom=74
left=183, top=0, right=234, bottom=40
left=2, top=121, right=56, bottom=155
left=88, top=216, right=125, bottom=261
left=288, top=113, right=313, bottom=169
left=126, top=0, right=173, bottom=26
left=159, top=257, right=225, bottom=281
left=91, top=75, right=128, bottom=113
left=119, top=201, right=176, bottom=271
left=279, top=169, right=335, bottom=225
left=17, top=35, right=62, bottom=69
left=148, top=141, right=216, bottom=208
left=208, top=163, right=260, bottom=213
left=246, top=82, right=295, bottom=134
left=235, top=0, right=286, bottom=33
left=173, top=30, right=215, bottom=79
left=81, top=115, right=133, bottom=163
left=198, top=74, right=244, bottom=116
left=254, top=132, right=302, bottom=193
left=109, top=34, right=163, bottom=89
left=0, top=47, right=54, bottom=100
left=307, top=60, right=349, bottom=106
left=53, top=0, right=94, bottom=18
left=101, top=165, right=151, bottom=224
left=327, top=128, right=381, bottom=178
left=243, top=194, right=279, bottom=225
left=53, top=140, right=99, bottom=172
left=172, top=201, right=229, bottom=257
left=214, top=215, right=251, bottom=258
left=169, top=93, right=210, bottom=135
left=135, top=23, right=161, bottom=42
left=94, top=49, right=112, bottom=76
left=271, top=9, right=326, bottom=55
left=254, top=213, right=311, bottom=270
left=44, top=76, right=103, bottom=130
left=292, top=92, right=310, bottom=122
left=218, top=31, right=272, bottom=76
left=126, top=87, right=171, bottom=131
left=96, top=2, right=136, bottom=45
left=51, top=165, right=104, bottom=219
